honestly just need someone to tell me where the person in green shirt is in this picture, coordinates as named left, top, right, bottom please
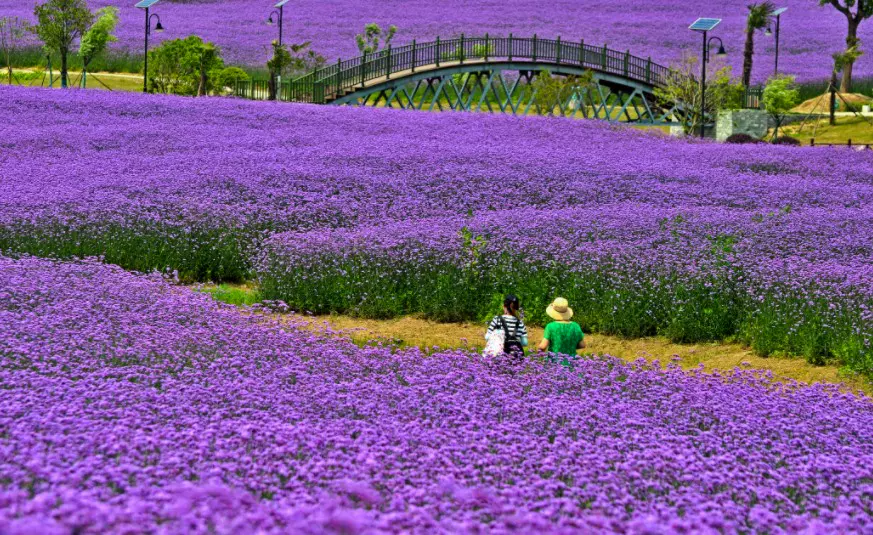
left=538, top=297, right=585, bottom=357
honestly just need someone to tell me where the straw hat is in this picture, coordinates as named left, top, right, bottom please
left=546, top=297, right=573, bottom=321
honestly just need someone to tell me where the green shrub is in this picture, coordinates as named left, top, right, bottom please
left=147, top=35, right=224, bottom=96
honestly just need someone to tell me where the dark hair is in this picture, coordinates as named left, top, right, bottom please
left=503, top=294, right=521, bottom=318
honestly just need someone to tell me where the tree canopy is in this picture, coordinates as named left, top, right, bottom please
left=79, top=6, right=119, bottom=69
left=355, top=23, right=397, bottom=55
left=33, top=0, right=94, bottom=88
left=147, top=36, right=225, bottom=96
left=761, top=75, right=800, bottom=138
left=817, top=0, right=873, bottom=92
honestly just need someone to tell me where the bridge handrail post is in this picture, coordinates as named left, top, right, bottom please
left=579, top=39, right=584, bottom=65
left=533, top=34, right=538, bottom=62
left=646, top=57, right=651, bottom=84
left=624, top=50, right=629, bottom=77
left=335, top=57, right=341, bottom=94
left=361, top=50, right=367, bottom=87
left=508, top=33, right=513, bottom=61
left=556, top=36, right=561, bottom=64
left=386, top=46, right=392, bottom=80
left=460, top=33, right=465, bottom=64
left=436, top=36, right=440, bottom=68
left=485, top=33, right=489, bottom=61
left=601, top=44, right=607, bottom=70
left=412, top=40, right=417, bottom=72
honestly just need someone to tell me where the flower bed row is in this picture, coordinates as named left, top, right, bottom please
left=256, top=204, right=873, bottom=373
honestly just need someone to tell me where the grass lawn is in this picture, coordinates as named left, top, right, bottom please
left=0, top=69, right=143, bottom=92
left=198, top=283, right=870, bottom=395
left=776, top=115, right=873, bottom=145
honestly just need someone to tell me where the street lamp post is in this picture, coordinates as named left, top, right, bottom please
left=267, top=0, right=290, bottom=47
left=136, top=0, right=164, bottom=93
left=766, top=7, right=788, bottom=76
left=690, top=18, right=726, bottom=138
left=267, top=0, right=291, bottom=100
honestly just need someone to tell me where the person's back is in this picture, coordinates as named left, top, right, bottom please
left=538, top=297, right=585, bottom=359
left=542, top=321, right=583, bottom=356
left=484, top=294, right=528, bottom=358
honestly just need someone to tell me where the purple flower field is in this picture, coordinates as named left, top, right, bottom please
left=1, top=0, right=870, bottom=83
left=2, top=85, right=872, bottom=371
left=2, top=255, right=873, bottom=534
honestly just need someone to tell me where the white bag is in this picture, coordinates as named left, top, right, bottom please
left=483, top=330, right=505, bottom=358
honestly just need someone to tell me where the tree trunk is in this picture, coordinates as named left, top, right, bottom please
left=268, top=69, right=278, bottom=101
left=830, top=70, right=838, bottom=126
left=198, top=63, right=207, bottom=97
left=60, top=48, right=68, bottom=89
left=840, top=20, right=859, bottom=93
left=742, top=30, right=755, bottom=88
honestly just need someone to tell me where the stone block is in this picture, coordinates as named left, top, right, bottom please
left=716, top=109, right=768, bottom=142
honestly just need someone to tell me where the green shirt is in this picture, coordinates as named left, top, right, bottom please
left=542, top=321, right=584, bottom=356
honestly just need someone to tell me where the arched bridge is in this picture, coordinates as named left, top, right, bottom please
left=235, top=36, right=683, bottom=125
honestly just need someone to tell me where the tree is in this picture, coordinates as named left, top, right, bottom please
left=287, top=41, right=325, bottom=74
left=267, top=40, right=292, bottom=100
left=0, top=17, right=31, bottom=85
left=193, top=41, right=220, bottom=96
left=655, top=55, right=744, bottom=135
left=818, top=0, right=873, bottom=92
left=33, top=0, right=94, bottom=89
left=530, top=70, right=596, bottom=117
left=355, top=23, right=397, bottom=55
left=78, top=6, right=118, bottom=87
left=830, top=46, right=862, bottom=123
left=742, top=1, right=776, bottom=88
left=147, top=36, right=224, bottom=96
left=761, top=74, right=800, bottom=139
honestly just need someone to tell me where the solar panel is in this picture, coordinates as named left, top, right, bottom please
left=773, top=7, right=788, bottom=16
left=689, top=18, right=721, bottom=32
left=135, top=0, right=160, bottom=8
left=275, top=0, right=291, bottom=7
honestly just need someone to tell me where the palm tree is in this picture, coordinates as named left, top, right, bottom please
left=742, top=1, right=776, bottom=88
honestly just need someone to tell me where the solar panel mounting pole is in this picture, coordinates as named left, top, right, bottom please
left=774, top=13, right=780, bottom=75
left=771, top=8, right=788, bottom=76
left=278, top=3, right=284, bottom=47
left=137, top=0, right=163, bottom=93
left=689, top=18, right=723, bottom=139
left=143, top=5, right=149, bottom=92
left=700, top=30, right=707, bottom=138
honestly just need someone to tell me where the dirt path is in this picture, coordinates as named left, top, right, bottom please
left=302, top=314, right=869, bottom=395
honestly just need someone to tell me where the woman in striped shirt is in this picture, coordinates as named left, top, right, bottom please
left=485, top=294, right=529, bottom=357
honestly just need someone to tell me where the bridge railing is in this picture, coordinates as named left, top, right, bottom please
left=268, top=35, right=671, bottom=104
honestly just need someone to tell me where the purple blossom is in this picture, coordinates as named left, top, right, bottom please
left=1, top=256, right=872, bottom=533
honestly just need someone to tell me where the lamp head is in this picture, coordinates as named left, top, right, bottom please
left=267, top=15, right=275, bottom=25
left=716, top=44, right=727, bottom=57
left=765, top=26, right=772, bottom=36
left=154, top=21, right=164, bottom=32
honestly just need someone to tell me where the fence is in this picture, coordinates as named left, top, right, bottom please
left=233, top=35, right=672, bottom=104
left=810, top=138, right=873, bottom=150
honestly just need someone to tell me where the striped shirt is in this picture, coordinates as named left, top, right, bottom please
left=486, top=315, right=528, bottom=341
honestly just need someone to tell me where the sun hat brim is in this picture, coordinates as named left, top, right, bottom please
left=546, top=304, right=573, bottom=321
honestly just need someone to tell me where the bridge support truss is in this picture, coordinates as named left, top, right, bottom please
left=330, top=63, right=678, bottom=126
